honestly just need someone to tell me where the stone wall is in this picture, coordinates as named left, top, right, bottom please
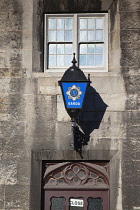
left=0, top=0, right=33, bottom=209
left=120, top=0, right=140, bottom=209
left=0, top=0, right=139, bottom=210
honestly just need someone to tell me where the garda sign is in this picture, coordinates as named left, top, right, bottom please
left=61, top=82, right=87, bottom=109
left=70, top=198, right=84, bottom=207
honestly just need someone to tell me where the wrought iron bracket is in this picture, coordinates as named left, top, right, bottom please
left=70, top=119, right=90, bottom=158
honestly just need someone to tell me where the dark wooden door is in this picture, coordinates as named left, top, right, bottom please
left=44, top=162, right=110, bottom=210
left=45, top=189, right=109, bottom=210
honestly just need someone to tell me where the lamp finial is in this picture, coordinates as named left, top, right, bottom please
left=72, top=53, right=77, bottom=66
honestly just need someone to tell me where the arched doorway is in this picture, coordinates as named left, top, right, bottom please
left=44, top=162, right=109, bottom=210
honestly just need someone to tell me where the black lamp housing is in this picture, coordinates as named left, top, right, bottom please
left=58, top=53, right=91, bottom=120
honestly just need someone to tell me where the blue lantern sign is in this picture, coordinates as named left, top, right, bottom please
left=58, top=53, right=91, bottom=156
left=61, top=82, right=87, bottom=109
left=58, top=53, right=91, bottom=119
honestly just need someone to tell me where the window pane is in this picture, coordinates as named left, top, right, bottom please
left=65, top=44, right=72, bottom=54
left=57, top=55, right=64, bottom=66
left=88, top=31, right=95, bottom=41
left=73, top=166, right=79, bottom=173
left=48, top=178, right=55, bottom=183
left=97, top=178, right=104, bottom=183
left=65, top=30, right=72, bottom=41
left=67, top=170, right=75, bottom=178
left=73, top=176, right=79, bottom=182
left=88, top=55, right=94, bottom=65
left=88, top=197, right=103, bottom=210
left=80, top=31, right=87, bottom=41
left=57, top=30, right=64, bottom=41
left=96, top=54, right=103, bottom=65
left=90, top=172, right=98, bottom=178
left=48, top=31, right=56, bottom=41
left=88, top=19, right=95, bottom=29
left=49, top=55, right=56, bottom=66
left=96, top=44, right=103, bottom=54
left=65, top=55, right=72, bottom=66
left=96, top=19, right=103, bottom=29
left=49, top=18, right=56, bottom=29
left=88, top=44, right=95, bottom=54
left=80, top=44, right=87, bottom=54
left=57, top=18, right=64, bottom=29
left=65, top=18, right=72, bottom=29
left=57, top=44, right=64, bottom=54
left=80, top=19, right=87, bottom=29
left=80, top=55, right=86, bottom=65
left=57, top=179, right=64, bottom=183
left=46, top=15, right=107, bottom=69
left=77, top=171, right=85, bottom=178
left=55, top=173, right=61, bottom=178
left=49, top=44, right=56, bottom=54
left=96, top=30, right=103, bottom=41
left=51, top=197, right=65, bottom=210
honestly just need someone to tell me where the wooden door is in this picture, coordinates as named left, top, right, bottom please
left=44, top=162, right=110, bottom=210
left=45, top=189, right=109, bottom=209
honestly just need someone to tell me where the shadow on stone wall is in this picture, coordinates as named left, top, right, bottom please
left=74, top=85, right=108, bottom=157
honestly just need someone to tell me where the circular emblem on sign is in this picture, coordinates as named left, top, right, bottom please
left=66, top=85, right=82, bottom=101
left=70, top=89, right=78, bottom=97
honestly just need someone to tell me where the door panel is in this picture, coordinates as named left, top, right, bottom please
left=50, top=197, right=65, bottom=210
left=44, top=162, right=109, bottom=210
left=88, top=197, right=103, bottom=210
left=45, top=190, right=109, bottom=210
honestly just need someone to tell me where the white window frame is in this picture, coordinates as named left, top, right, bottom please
left=44, top=13, right=108, bottom=72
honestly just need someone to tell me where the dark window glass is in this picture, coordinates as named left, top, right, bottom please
left=51, top=197, right=65, bottom=210
left=88, top=197, right=103, bottom=210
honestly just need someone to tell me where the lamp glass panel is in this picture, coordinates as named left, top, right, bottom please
left=61, top=82, right=87, bottom=109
